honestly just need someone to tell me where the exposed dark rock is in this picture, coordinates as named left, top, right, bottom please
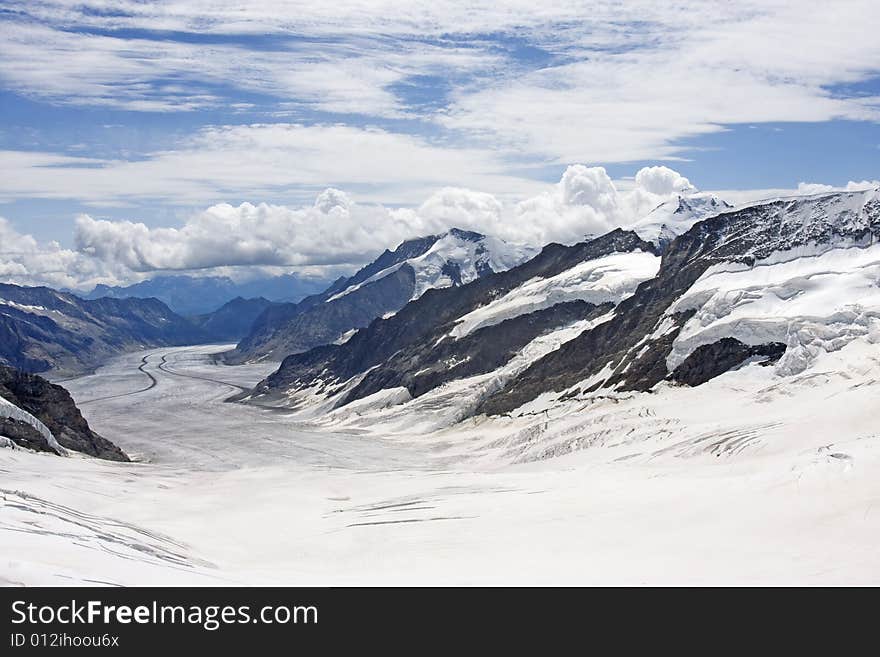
left=225, top=234, right=443, bottom=363
left=344, top=301, right=614, bottom=404
left=0, top=417, right=55, bottom=454
left=669, top=339, right=786, bottom=386
left=230, top=266, right=417, bottom=361
left=0, top=365, right=129, bottom=461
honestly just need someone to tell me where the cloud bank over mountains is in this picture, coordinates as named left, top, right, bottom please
left=3, top=165, right=877, bottom=292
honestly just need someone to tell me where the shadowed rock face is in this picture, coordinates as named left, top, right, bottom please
left=0, top=365, right=129, bottom=461
left=669, top=338, right=786, bottom=387
left=344, top=301, right=615, bottom=404
left=0, top=416, right=53, bottom=453
left=230, top=266, right=418, bottom=362
left=253, top=229, right=655, bottom=400
left=226, top=234, right=444, bottom=364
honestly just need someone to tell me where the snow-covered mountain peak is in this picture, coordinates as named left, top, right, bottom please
left=407, top=228, right=537, bottom=299
left=328, top=228, right=537, bottom=303
left=631, top=193, right=732, bottom=247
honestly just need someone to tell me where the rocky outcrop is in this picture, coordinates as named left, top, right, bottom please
left=668, top=339, right=786, bottom=386
left=0, top=416, right=55, bottom=454
left=345, top=301, right=614, bottom=404
left=0, top=365, right=129, bottom=461
left=225, top=234, right=446, bottom=363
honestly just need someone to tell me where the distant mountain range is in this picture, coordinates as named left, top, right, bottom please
left=0, top=285, right=274, bottom=376
left=190, top=297, right=276, bottom=342
left=0, top=228, right=535, bottom=375
left=82, top=272, right=332, bottom=316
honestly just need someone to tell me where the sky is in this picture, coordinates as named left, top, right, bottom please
left=0, top=1, right=878, bottom=291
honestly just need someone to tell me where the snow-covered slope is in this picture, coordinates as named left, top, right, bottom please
left=472, top=188, right=880, bottom=415
left=247, top=187, right=880, bottom=434
left=450, top=250, right=658, bottom=339
left=328, top=228, right=536, bottom=302
left=249, top=229, right=657, bottom=411
left=318, top=310, right=616, bottom=433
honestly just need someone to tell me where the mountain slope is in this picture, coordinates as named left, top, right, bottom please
left=479, top=188, right=880, bottom=415
left=227, top=228, right=535, bottom=363
left=246, top=229, right=658, bottom=413
left=0, top=284, right=207, bottom=376
left=244, top=188, right=880, bottom=432
left=0, top=365, right=128, bottom=460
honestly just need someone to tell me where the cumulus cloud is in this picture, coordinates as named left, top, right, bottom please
left=7, top=164, right=876, bottom=292
left=314, top=188, right=353, bottom=214
left=67, top=164, right=700, bottom=280
left=0, top=217, right=127, bottom=291
left=73, top=191, right=451, bottom=276
left=634, top=166, right=694, bottom=196
left=413, top=188, right=504, bottom=235
left=796, top=180, right=880, bottom=195
left=504, top=164, right=701, bottom=245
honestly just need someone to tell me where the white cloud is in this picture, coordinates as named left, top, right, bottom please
left=4, top=1, right=681, bottom=38
left=0, top=21, right=498, bottom=116
left=1, top=2, right=877, bottom=171
left=0, top=124, right=546, bottom=207
left=68, top=164, right=706, bottom=280
left=5, top=163, right=877, bottom=291
left=796, top=180, right=880, bottom=195
left=0, top=217, right=126, bottom=290
left=438, top=2, right=880, bottom=163
left=412, top=188, right=504, bottom=235
left=634, top=166, right=694, bottom=196
left=72, top=190, right=458, bottom=275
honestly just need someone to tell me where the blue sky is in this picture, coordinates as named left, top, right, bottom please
left=0, top=1, right=878, bottom=289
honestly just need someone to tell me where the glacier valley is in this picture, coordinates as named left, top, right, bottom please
left=2, top=337, right=877, bottom=585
